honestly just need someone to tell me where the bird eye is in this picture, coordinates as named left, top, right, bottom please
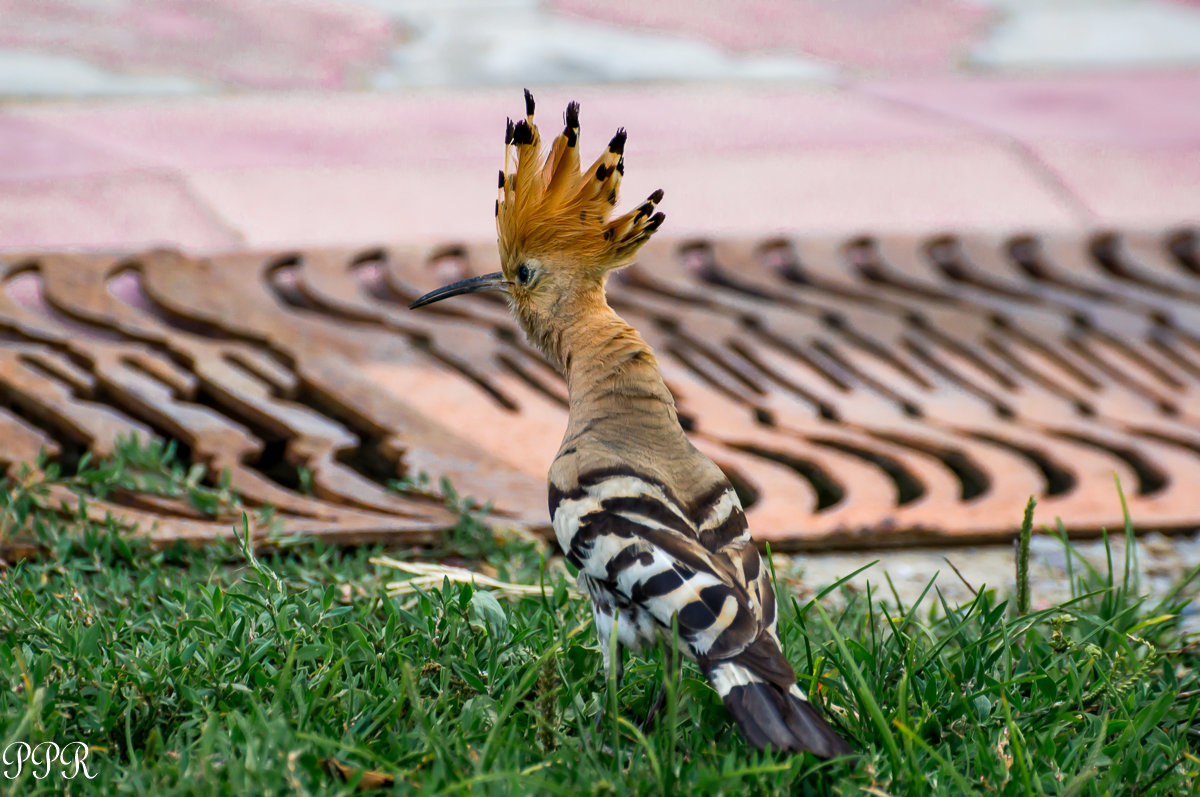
left=516, top=264, right=532, bottom=284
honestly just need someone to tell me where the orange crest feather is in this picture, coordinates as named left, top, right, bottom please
left=496, top=90, right=665, bottom=274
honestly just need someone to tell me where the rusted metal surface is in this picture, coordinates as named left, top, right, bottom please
left=2, top=228, right=1199, bottom=551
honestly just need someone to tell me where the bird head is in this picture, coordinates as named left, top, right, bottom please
left=410, top=90, right=666, bottom=345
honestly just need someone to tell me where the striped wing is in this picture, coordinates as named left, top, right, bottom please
left=550, top=464, right=852, bottom=756
left=549, top=466, right=776, bottom=662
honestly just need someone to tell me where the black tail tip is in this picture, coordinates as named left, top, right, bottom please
left=721, top=681, right=854, bottom=759
left=524, top=88, right=535, bottom=116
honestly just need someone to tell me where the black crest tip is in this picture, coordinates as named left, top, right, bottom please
left=512, top=120, right=534, bottom=146
left=595, top=163, right=608, bottom=181
left=504, top=118, right=514, bottom=145
left=649, top=188, right=664, bottom=204
left=523, top=88, right=535, bottom=117
left=616, top=157, right=624, bottom=175
left=565, top=101, right=580, bottom=128
left=497, top=170, right=505, bottom=189
left=648, top=212, right=666, bottom=231
left=608, top=128, right=627, bottom=154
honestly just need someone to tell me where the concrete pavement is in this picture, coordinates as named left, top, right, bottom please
left=1, top=74, right=1197, bottom=252
left=1, top=1, right=1198, bottom=253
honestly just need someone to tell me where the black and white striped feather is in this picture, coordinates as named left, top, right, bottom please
left=549, top=465, right=853, bottom=757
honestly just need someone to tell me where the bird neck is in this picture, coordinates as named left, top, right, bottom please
left=550, top=301, right=679, bottom=429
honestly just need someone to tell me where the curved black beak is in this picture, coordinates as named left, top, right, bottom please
left=408, top=272, right=509, bottom=309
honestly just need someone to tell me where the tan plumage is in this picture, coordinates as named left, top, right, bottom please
left=412, top=91, right=851, bottom=757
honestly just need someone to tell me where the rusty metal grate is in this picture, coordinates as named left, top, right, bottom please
left=2, top=228, right=1199, bottom=552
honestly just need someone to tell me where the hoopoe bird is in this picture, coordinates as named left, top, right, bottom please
left=411, top=91, right=852, bottom=757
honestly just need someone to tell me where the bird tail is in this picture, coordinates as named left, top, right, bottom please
left=704, top=659, right=854, bottom=758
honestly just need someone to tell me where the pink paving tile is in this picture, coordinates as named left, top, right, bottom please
left=0, top=0, right=393, bottom=90
left=0, top=171, right=241, bottom=251
left=643, top=144, right=1083, bottom=239
left=0, top=114, right=150, bottom=182
left=12, top=93, right=506, bottom=173
left=184, top=165, right=500, bottom=250
left=1033, top=143, right=1200, bottom=227
left=551, top=0, right=991, bottom=70
left=178, top=139, right=1081, bottom=254
left=860, top=74, right=1200, bottom=228
left=860, top=73, right=1200, bottom=146
left=0, top=85, right=1087, bottom=253
left=550, top=85, right=980, bottom=151
left=14, top=86, right=982, bottom=176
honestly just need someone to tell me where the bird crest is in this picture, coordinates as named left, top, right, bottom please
left=497, top=90, right=665, bottom=278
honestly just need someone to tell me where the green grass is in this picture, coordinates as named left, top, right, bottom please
left=1, top=445, right=1198, bottom=795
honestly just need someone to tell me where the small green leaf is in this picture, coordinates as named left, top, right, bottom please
left=469, top=590, right=508, bottom=640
